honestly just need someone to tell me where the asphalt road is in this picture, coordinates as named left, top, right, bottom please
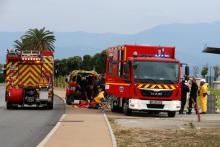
left=0, top=84, right=65, bottom=147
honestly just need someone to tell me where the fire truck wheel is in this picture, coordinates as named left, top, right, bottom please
left=123, top=102, right=132, bottom=116
left=47, top=103, right=53, bottom=110
left=168, top=111, right=176, bottom=117
left=111, top=101, right=118, bottom=112
left=6, top=102, right=13, bottom=110
left=66, top=98, right=72, bottom=105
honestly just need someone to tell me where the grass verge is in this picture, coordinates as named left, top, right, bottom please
left=210, top=89, right=220, bottom=108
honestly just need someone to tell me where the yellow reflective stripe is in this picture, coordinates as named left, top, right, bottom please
left=138, top=84, right=143, bottom=88
left=151, top=84, right=156, bottom=88
left=144, top=84, right=150, bottom=88
left=164, top=85, right=169, bottom=89
left=157, top=85, right=163, bottom=89
left=25, top=78, right=36, bottom=85
left=43, top=64, right=53, bottom=73
left=106, top=82, right=130, bottom=86
left=171, top=85, right=176, bottom=89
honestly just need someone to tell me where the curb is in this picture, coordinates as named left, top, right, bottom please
left=37, top=114, right=66, bottom=147
left=54, top=94, right=66, bottom=104
left=104, top=113, right=117, bottom=147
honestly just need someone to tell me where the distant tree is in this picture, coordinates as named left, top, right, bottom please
left=201, top=66, right=208, bottom=78
left=93, top=50, right=107, bottom=73
left=67, top=56, right=82, bottom=72
left=81, top=55, right=93, bottom=70
left=54, top=51, right=106, bottom=77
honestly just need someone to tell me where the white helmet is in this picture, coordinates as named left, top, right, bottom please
left=200, top=79, right=206, bottom=83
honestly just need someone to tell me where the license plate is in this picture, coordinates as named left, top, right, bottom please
left=150, top=100, right=162, bottom=104
left=39, top=91, right=49, bottom=100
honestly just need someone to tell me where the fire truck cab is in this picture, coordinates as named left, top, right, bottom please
left=5, top=49, right=54, bottom=109
left=105, top=44, right=188, bottom=117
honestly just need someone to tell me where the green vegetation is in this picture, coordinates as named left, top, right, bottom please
left=54, top=76, right=66, bottom=88
left=201, top=66, right=208, bottom=78
left=14, top=27, right=55, bottom=51
left=210, top=89, right=220, bottom=96
left=55, top=50, right=106, bottom=77
left=209, top=89, right=220, bottom=108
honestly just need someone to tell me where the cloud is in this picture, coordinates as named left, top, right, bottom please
left=0, top=0, right=7, bottom=13
left=0, top=0, right=220, bottom=33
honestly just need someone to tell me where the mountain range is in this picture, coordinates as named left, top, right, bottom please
left=1, top=22, right=220, bottom=67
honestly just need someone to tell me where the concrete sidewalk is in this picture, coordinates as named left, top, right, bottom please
left=39, top=88, right=113, bottom=147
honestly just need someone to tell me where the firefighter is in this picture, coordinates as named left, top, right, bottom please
left=187, top=77, right=198, bottom=114
left=199, top=79, right=208, bottom=114
left=179, top=80, right=189, bottom=114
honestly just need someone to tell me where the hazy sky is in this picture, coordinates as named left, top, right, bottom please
left=1, top=0, right=220, bottom=34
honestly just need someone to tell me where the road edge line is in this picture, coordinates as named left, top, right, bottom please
left=54, top=94, right=66, bottom=104
left=37, top=114, right=66, bottom=147
left=104, top=113, right=117, bottom=147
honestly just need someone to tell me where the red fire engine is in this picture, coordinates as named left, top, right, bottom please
left=5, top=49, right=54, bottom=109
left=105, top=44, right=188, bottom=117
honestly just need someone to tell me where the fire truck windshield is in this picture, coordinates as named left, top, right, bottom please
left=133, top=61, right=179, bottom=84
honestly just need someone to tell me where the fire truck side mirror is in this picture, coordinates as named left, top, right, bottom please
left=185, top=65, right=189, bottom=76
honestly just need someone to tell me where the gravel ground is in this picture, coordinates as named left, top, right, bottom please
left=107, top=112, right=220, bottom=147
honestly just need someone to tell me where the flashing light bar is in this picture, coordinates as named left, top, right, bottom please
left=155, top=54, right=170, bottom=58
left=155, top=48, right=170, bottom=58
left=22, top=57, right=41, bottom=61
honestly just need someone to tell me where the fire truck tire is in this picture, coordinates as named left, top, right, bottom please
left=66, top=97, right=72, bottom=105
left=168, top=111, right=176, bottom=117
left=6, top=102, right=13, bottom=110
left=111, top=101, right=118, bottom=112
left=47, top=102, right=53, bottom=110
left=123, top=102, right=132, bottom=116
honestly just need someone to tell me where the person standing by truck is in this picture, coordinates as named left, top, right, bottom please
left=187, top=77, right=198, bottom=114
left=179, top=80, right=189, bottom=114
left=199, top=79, right=208, bottom=114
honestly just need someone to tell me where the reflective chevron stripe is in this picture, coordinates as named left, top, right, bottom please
left=144, top=84, right=150, bottom=88
left=136, top=83, right=177, bottom=89
left=6, top=61, right=19, bottom=90
left=18, top=64, right=41, bottom=86
left=138, top=84, right=143, bottom=88
left=42, top=56, right=53, bottom=77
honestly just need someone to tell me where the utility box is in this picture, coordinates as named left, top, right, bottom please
left=207, top=94, right=217, bottom=114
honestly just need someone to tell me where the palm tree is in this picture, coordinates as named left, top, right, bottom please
left=14, top=27, right=55, bottom=51
left=24, top=27, right=56, bottom=51
left=15, top=27, right=56, bottom=51
left=14, top=37, right=32, bottom=51
left=14, top=39, right=24, bottom=51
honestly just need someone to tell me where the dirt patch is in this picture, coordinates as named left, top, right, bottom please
left=110, top=118, right=220, bottom=147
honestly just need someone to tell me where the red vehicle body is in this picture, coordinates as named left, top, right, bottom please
left=105, top=44, right=182, bottom=117
left=5, top=49, right=54, bottom=109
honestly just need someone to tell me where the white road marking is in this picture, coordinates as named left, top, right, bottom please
left=104, top=113, right=117, bottom=147
left=37, top=114, right=66, bottom=147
